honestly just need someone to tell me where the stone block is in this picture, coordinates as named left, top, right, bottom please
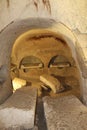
left=0, top=87, right=37, bottom=130
left=43, top=95, right=87, bottom=130
left=40, top=74, right=64, bottom=93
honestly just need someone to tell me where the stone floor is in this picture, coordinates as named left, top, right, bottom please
left=43, top=95, right=87, bottom=130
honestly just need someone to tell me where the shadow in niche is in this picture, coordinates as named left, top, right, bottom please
left=40, top=81, right=72, bottom=97
left=41, top=87, right=51, bottom=97
left=51, top=74, right=81, bottom=99
left=19, top=56, right=44, bottom=73
left=52, top=74, right=72, bottom=91
left=48, top=55, right=71, bottom=69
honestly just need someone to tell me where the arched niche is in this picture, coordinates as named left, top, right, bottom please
left=19, top=56, right=44, bottom=69
left=0, top=18, right=84, bottom=104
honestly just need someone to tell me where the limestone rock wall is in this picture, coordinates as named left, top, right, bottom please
left=0, top=0, right=87, bottom=33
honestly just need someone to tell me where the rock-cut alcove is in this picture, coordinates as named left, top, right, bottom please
left=0, top=18, right=85, bottom=105
left=0, top=18, right=87, bottom=130
left=10, top=29, right=81, bottom=98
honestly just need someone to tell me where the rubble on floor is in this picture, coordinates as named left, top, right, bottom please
left=40, top=74, right=65, bottom=93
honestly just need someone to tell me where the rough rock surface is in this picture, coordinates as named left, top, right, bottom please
left=43, top=95, right=87, bottom=130
left=0, top=0, right=87, bottom=33
left=12, top=77, right=26, bottom=91
left=40, top=74, right=64, bottom=93
left=0, top=87, right=37, bottom=130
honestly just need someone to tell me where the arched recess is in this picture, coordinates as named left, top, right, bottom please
left=19, top=56, right=44, bottom=69
left=11, top=29, right=80, bottom=80
left=0, top=18, right=84, bottom=104
left=48, top=55, right=72, bottom=68
left=11, top=29, right=84, bottom=99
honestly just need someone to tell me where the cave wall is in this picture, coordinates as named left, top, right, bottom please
left=0, top=19, right=84, bottom=104
left=0, top=0, right=87, bottom=33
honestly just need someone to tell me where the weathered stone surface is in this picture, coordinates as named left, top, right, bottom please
left=43, top=95, right=87, bottom=130
left=0, top=87, right=37, bottom=129
left=12, top=77, right=27, bottom=91
left=0, top=0, right=87, bottom=33
left=40, top=74, right=64, bottom=93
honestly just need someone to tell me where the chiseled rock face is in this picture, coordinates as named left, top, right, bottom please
left=43, top=95, right=87, bottom=130
left=0, top=0, right=87, bottom=33
left=0, top=87, right=37, bottom=129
